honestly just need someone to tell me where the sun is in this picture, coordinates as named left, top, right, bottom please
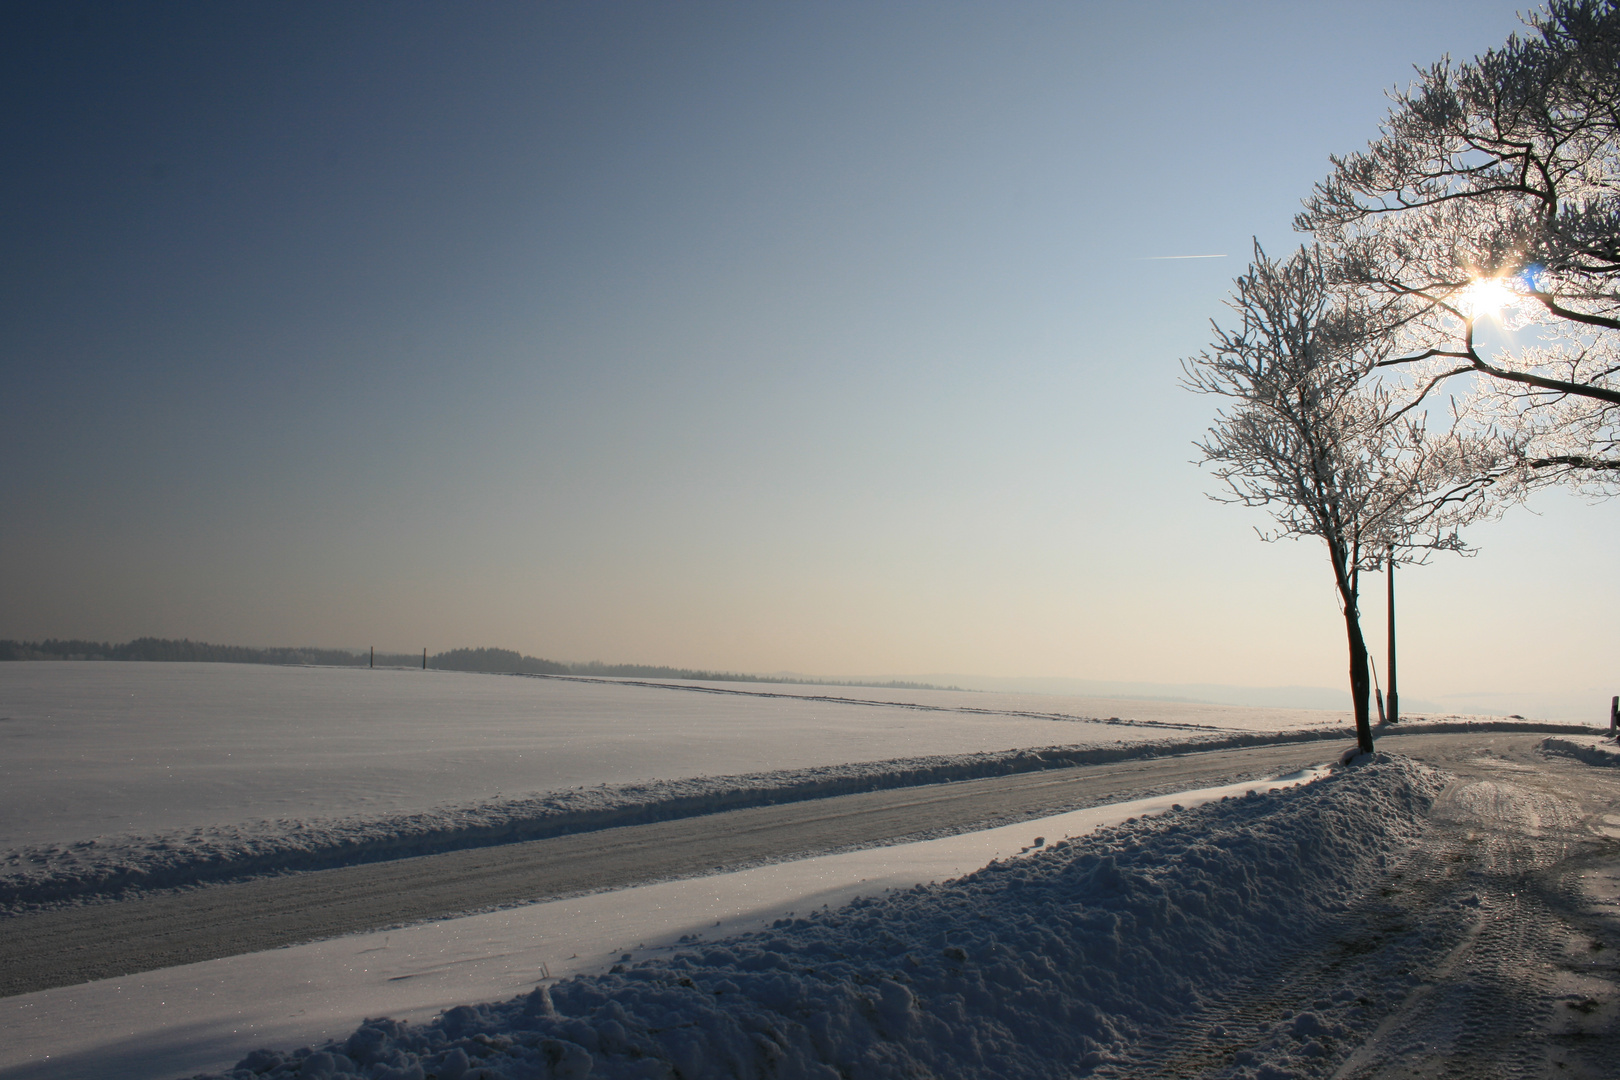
left=1458, top=275, right=1516, bottom=321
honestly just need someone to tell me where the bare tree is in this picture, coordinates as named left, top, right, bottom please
left=1299, top=0, right=1620, bottom=489
left=1184, top=245, right=1504, bottom=753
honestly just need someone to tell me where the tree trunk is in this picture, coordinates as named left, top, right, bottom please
left=1329, top=542, right=1375, bottom=755
left=1386, top=551, right=1399, bottom=724
left=1341, top=598, right=1375, bottom=754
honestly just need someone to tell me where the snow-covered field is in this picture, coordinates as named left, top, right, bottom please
left=0, top=663, right=1354, bottom=910
left=0, top=662, right=1301, bottom=849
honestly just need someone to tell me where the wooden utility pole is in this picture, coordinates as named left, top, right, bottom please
left=1386, top=550, right=1399, bottom=724
left=370, top=646, right=374, bottom=669
left=422, top=648, right=427, bottom=670
left=1611, top=694, right=1617, bottom=735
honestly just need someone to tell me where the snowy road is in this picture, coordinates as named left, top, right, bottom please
left=2, top=740, right=1333, bottom=998
left=1098, top=730, right=1620, bottom=1079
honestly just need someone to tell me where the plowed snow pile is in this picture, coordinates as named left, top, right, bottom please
left=196, top=754, right=1444, bottom=1080
left=1540, top=734, right=1620, bottom=767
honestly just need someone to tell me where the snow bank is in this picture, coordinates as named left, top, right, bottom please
left=1539, top=734, right=1620, bottom=767
left=1, top=729, right=1352, bottom=913
left=196, top=754, right=1445, bottom=1080
left=1377, top=717, right=1602, bottom=735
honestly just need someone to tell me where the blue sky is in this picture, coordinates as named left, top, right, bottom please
left=4, top=2, right=1614, bottom=716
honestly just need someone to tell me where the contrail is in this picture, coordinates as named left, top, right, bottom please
left=1138, top=254, right=1228, bottom=260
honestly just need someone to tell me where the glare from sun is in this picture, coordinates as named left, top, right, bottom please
left=1458, top=275, right=1517, bottom=321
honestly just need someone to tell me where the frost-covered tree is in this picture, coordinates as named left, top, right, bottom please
left=1299, top=0, right=1620, bottom=490
left=1184, top=245, right=1505, bottom=753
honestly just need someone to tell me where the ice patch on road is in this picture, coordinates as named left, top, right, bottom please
left=156, top=755, right=1442, bottom=1080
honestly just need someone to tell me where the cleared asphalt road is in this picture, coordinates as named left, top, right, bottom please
left=1, top=739, right=1345, bottom=997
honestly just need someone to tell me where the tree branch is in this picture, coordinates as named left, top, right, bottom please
left=1526, top=454, right=1620, bottom=470
left=1528, top=289, right=1620, bottom=331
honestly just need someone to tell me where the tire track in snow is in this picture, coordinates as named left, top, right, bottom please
left=1094, top=814, right=1480, bottom=1080
left=1329, top=769, right=1619, bottom=1080
left=1091, top=734, right=1620, bottom=1080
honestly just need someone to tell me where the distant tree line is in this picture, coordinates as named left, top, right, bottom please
left=0, top=637, right=386, bottom=666
left=0, top=637, right=960, bottom=692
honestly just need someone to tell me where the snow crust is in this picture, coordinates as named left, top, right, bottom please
left=176, top=755, right=1443, bottom=1080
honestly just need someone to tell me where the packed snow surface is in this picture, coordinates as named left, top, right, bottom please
left=0, top=663, right=1358, bottom=909
left=144, top=754, right=1441, bottom=1080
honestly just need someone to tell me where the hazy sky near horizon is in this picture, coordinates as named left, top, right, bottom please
left=5, top=2, right=1615, bottom=711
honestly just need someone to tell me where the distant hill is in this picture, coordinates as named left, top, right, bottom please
left=429, top=647, right=568, bottom=675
